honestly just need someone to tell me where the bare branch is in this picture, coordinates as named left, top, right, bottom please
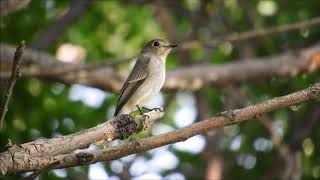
left=195, top=90, right=223, bottom=180
left=121, top=0, right=192, bottom=20
left=262, top=104, right=320, bottom=179
left=154, top=1, right=177, bottom=40
left=288, top=104, right=320, bottom=149
left=1, top=43, right=319, bottom=92
left=258, top=115, right=297, bottom=180
left=30, top=0, right=95, bottom=50
left=0, top=110, right=164, bottom=175
left=180, top=17, right=320, bottom=50
left=0, top=0, right=31, bottom=16
left=1, top=83, right=319, bottom=175
left=0, top=41, right=25, bottom=129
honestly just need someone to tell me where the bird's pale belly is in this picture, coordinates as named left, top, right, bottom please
left=118, top=57, right=166, bottom=115
left=127, top=63, right=165, bottom=108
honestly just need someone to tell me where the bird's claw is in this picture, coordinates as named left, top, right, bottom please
left=142, top=106, right=163, bottom=112
left=143, top=114, right=150, bottom=119
left=136, top=105, right=144, bottom=115
left=152, top=107, right=163, bottom=112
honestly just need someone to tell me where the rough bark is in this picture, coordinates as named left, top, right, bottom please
left=1, top=83, right=319, bottom=175
left=0, top=110, right=164, bottom=175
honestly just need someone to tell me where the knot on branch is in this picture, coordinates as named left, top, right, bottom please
left=132, top=140, right=141, bottom=151
left=76, top=152, right=94, bottom=165
left=110, top=114, right=144, bottom=140
left=309, top=83, right=320, bottom=102
left=217, top=110, right=236, bottom=122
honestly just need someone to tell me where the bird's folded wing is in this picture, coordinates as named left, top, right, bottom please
left=114, top=55, right=150, bottom=116
left=128, top=73, right=148, bottom=83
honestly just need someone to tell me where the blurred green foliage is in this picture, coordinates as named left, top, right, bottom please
left=1, top=0, right=320, bottom=179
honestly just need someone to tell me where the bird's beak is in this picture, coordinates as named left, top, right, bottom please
left=164, top=44, right=178, bottom=48
left=169, top=44, right=178, bottom=48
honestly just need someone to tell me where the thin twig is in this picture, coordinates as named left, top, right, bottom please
left=0, top=0, right=31, bottom=16
left=258, top=115, right=297, bottom=180
left=30, top=0, right=95, bottom=50
left=0, top=41, right=25, bottom=129
left=180, top=17, right=320, bottom=50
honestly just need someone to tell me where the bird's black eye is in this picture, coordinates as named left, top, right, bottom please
left=153, top=41, right=160, bottom=47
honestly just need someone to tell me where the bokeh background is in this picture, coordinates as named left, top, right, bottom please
left=1, top=0, right=320, bottom=179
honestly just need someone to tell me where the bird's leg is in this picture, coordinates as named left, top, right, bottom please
left=136, top=105, right=144, bottom=115
left=142, top=106, right=164, bottom=112
left=136, top=105, right=150, bottom=119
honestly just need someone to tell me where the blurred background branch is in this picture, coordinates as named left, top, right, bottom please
left=180, top=17, right=320, bottom=50
left=0, top=0, right=31, bottom=16
left=0, top=41, right=25, bottom=129
left=1, top=43, right=319, bottom=92
left=30, top=0, right=95, bottom=50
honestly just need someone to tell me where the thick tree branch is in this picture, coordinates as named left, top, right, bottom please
left=1, top=43, right=319, bottom=92
left=0, top=0, right=31, bottom=16
left=0, top=110, right=164, bottom=175
left=180, top=17, right=320, bottom=50
left=0, top=41, right=25, bottom=129
left=30, top=0, right=95, bottom=50
left=1, top=83, right=319, bottom=175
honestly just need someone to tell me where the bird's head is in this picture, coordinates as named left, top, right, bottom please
left=141, top=39, right=177, bottom=60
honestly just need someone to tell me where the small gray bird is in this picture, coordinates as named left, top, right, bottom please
left=114, top=39, right=177, bottom=116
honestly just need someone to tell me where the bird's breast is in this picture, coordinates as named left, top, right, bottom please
left=148, top=57, right=166, bottom=91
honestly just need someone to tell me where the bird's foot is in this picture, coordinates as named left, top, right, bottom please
left=136, top=105, right=144, bottom=115
left=142, top=114, right=150, bottom=119
left=152, top=107, right=164, bottom=112
left=142, top=106, right=164, bottom=112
